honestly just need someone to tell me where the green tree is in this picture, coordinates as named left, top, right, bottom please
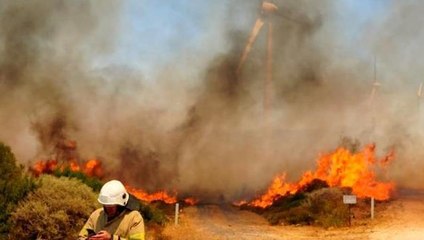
left=0, top=142, right=36, bottom=238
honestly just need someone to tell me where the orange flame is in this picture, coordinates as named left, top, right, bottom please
left=31, top=160, right=58, bottom=177
left=126, top=186, right=199, bottom=205
left=126, top=186, right=177, bottom=204
left=31, top=158, right=104, bottom=178
left=184, top=197, right=199, bottom=206
left=83, top=159, right=104, bottom=177
left=69, top=159, right=80, bottom=172
left=245, top=144, right=395, bottom=208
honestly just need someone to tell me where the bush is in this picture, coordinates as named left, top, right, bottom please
left=140, top=202, right=169, bottom=226
left=263, top=192, right=310, bottom=225
left=52, top=168, right=104, bottom=192
left=261, top=187, right=350, bottom=227
left=278, top=206, right=313, bottom=225
left=8, top=175, right=99, bottom=240
left=0, top=142, right=37, bottom=238
left=126, top=195, right=169, bottom=226
left=303, top=188, right=350, bottom=227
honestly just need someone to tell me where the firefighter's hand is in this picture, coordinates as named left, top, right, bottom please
left=88, top=230, right=112, bottom=240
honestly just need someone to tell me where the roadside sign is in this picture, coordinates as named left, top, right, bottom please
left=343, top=195, right=357, bottom=204
left=343, top=195, right=357, bottom=226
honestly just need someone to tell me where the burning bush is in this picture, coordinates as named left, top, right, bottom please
left=261, top=192, right=310, bottom=225
left=261, top=187, right=350, bottom=227
left=237, top=142, right=396, bottom=227
left=0, top=142, right=37, bottom=239
left=304, top=188, right=350, bottom=227
left=8, top=175, right=99, bottom=240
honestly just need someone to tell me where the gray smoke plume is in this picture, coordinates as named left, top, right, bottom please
left=0, top=0, right=423, bottom=202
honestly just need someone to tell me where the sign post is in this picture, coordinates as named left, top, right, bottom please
left=343, top=195, right=357, bottom=226
left=175, top=203, right=179, bottom=225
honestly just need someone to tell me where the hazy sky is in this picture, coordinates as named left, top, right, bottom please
left=94, top=0, right=392, bottom=79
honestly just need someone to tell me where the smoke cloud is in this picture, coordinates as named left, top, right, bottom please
left=0, top=0, right=423, bottom=201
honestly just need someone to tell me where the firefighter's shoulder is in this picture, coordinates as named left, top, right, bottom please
left=89, top=208, right=103, bottom=218
left=127, top=209, right=144, bottom=222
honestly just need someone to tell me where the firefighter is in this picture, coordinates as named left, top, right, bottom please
left=78, top=180, right=145, bottom=240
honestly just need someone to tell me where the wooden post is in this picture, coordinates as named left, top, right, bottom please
left=371, top=197, right=375, bottom=219
left=175, top=203, right=179, bottom=225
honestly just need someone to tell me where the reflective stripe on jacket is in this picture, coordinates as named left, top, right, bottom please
left=78, top=208, right=145, bottom=240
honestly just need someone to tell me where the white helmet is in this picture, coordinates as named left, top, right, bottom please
left=98, top=180, right=129, bottom=206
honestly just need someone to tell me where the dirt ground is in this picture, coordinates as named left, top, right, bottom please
left=160, top=189, right=424, bottom=240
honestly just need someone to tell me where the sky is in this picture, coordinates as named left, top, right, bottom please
left=95, top=0, right=233, bottom=79
left=94, top=0, right=392, bottom=80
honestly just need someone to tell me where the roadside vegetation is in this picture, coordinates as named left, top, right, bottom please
left=9, top=175, right=99, bottom=239
left=0, top=142, right=37, bottom=239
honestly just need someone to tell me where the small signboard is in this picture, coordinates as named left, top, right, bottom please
left=343, top=195, right=357, bottom=204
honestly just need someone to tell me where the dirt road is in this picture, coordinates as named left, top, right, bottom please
left=162, top=189, right=424, bottom=240
left=369, top=189, right=424, bottom=240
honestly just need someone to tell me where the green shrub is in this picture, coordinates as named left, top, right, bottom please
left=0, top=142, right=37, bottom=238
left=8, top=175, right=99, bottom=240
left=140, top=202, right=169, bottom=226
left=52, top=167, right=104, bottom=192
left=126, top=195, right=169, bottom=226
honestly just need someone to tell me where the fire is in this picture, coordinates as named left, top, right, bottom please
left=126, top=186, right=177, bottom=204
left=70, top=159, right=80, bottom=172
left=83, top=159, right=104, bottom=177
left=31, top=139, right=105, bottom=178
left=245, top=144, right=395, bottom=208
left=32, top=158, right=197, bottom=205
left=126, top=185, right=199, bottom=205
left=31, top=160, right=58, bottom=177
left=184, top=197, right=199, bottom=206
left=30, top=139, right=199, bottom=205
left=31, top=158, right=104, bottom=178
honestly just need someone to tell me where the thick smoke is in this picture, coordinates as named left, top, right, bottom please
left=0, top=0, right=423, bottom=201
left=364, top=0, right=424, bottom=189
